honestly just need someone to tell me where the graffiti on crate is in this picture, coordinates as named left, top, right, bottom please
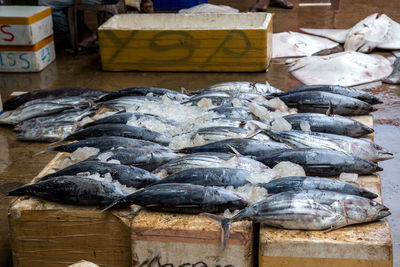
left=139, top=255, right=234, bottom=267
left=0, top=52, right=30, bottom=69
left=0, top=25, right=15, bottom=42
left=105, top=29, right=251, bottom=67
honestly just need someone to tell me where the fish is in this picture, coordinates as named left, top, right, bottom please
left=382, top=57, right=400, bottom=84
left=153, top=152, right=269, bottom=175
left=255, top=148, right=382, bottom=176
left=82, top=112, right=179, bottom=129
left=259, top=176, right=378, bottom=198
left=96, top=87, right=189, bottom=102
left=278, top=91, right=376, bottom=115
left=92, top=148, right=180, bottom=171
left=96, top=96, right=166, bottom=111
left=301, top=13, right=400, bottom=52
left=101, top=183, right=248, bottom=213
left=188, top=90, right=264, bottom=102
left=192, top=126, right=270, bottom=143
left=217, top=189, right=390, bottom=250
left=286, top=51, right=393, bottom=86
left=16, top=121, right=76, bottom=142
left=178, top=138, right=291, bottom=156
left=263, top=129, right=393, bottom=162
left=36, top=161, right=161, bottom=188
left=272, top=31, right=339, bottom=58
left=283, top=113, right=374, bottom=137
left=7, top=176, right=126, bottom=206
left=46, top=136, right=171, bottom=154
left=183, top=96, right=253, bottom=108
left=152, top=168, right=251, bottom=188
left=276, top=84, right=382, bottom=105
left=209, top=107, right=252, bottom=119
left=0, top=103, right=78, bottom=125
left=191, top=81, right=282, bottom=96
left=16, top=96, right=92, bottom=109
left=14, top=109, right=96, bottom=133
left=64, top=123, right=171, bottom=146
left=2, top=87, right=105, bottom=111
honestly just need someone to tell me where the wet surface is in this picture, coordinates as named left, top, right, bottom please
left=0, top=0, right=399, bottom=265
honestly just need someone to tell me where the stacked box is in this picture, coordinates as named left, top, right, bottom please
left=0, top=6, right=55, bottom=72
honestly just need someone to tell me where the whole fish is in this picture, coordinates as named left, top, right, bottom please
left=102, top=183, right=248, bottom=213
left=259, top=176, right=378, bottom=198
left=82, top=112, right=179, bottom=129
left=7, top=176, right=126, bottom=206
left=153, top=152, right=269, bottom=175
left=183, top=96, right=253, bottom=107
left=47, top=136, right=171, bottom=154
left=263, top=129, right=393, bottom=162
left=178, top=138, right=291, bottom=156
left=65, top=124, right=171, bottom=146
left=279, top=91, right=376, bottom=115
left=188, top=90, right=263, bottom=102
left=255, top=148, right=382, bottom=176
left=96, top=96, right=163, bottom=111
left=15, top=109, right=96, bottom=132
left=37, top=161, right=161, bottom=188
left=209, top=107, right=253, bottom=119
left=153, top=168, right=251, bottom=188
left=218, top=189, right=390, bottom=249
left=93, top=148, right=180, bottom=171
left=192, top=127, right=270, bottom=143
left=0, top=103, right=77, bottom=125
left=191, top=81, right=282, bottom=96
left=3, top=87, right=105, bottom=111
left=276, top=84, right=382, bottom=105
left=17, top=96, right=92, bottom=109
left=283, top=113, right=373, bottom=137
left=96, top=87, right=189, bottom=102
left=17, top=121, right=76, bottom=142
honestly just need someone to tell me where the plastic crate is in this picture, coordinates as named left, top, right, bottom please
left=153, top=0, right=208, bottom=10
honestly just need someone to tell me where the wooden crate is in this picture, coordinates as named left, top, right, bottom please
left=258, top=116, right=393, bottom=267
left=0, top=6, right=53, bottom=46
left=98, top=13, right=273, bottom=72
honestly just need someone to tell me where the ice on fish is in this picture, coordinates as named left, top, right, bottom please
left=226, top=184, right=268, bottom=204
left=197, top=98, right=214, bottom=108
left=271, top=117, right=292, bottom=131
left=272, top=161, right=306, bottom=178
left=82, top=172, right=138, bottom=194
left=249, top=103, right=270, bottom=121
left=247, top=169, right=277, bottom=184
left=339, top=172, right=359, bottom=183
left=266, top=97, right=290, bottom=113
left=58, top=147, right=100, bottom=169
left=300, top=121, right=311, bottom=132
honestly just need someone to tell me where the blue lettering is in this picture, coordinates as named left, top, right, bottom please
left=46, top=47, right=51, bottom=63
left=6, top=53, right=16, bottom=67
left=0, top=53, right=4, bottom=66
left=19, top=53, right=30, bottom=70
left=41, top=47, right=46, bottom=62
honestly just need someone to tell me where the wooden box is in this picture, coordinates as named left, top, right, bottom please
left=0, top=35, right=55, bottom=72
left=98, top=13, right=273, bottom=72
left=0, top=6, right=53, bottom=46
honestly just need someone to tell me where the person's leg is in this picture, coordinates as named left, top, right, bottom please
left=39, top=0, right=73, bottom=33
left=269, top=0, right=293, bottom=9
left=249, top=0, right=293, bottom=11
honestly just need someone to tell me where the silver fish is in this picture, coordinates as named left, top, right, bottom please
left=191, top=81, right=282, bottom=96
left=263, top=129, right=393, bottom=162
left=192, top=126, right=270, bottom=144
left=17, top=121, right=76, bottom=142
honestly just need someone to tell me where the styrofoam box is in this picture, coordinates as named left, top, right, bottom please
left=0, top=6, right=53, bottom=46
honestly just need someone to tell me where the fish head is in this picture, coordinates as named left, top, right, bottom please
left=338, top=197, right=390, bottom=223
left=373, top=143, right=394, bottom=161
left=207, top=187, right=249, bottom=210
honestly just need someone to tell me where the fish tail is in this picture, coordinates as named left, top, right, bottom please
left=200, top=213, right=233, bottom=252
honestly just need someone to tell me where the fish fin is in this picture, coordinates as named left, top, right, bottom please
left=101, top=197, right=123, bottom=212
left=48, top=139, right=64, bottom=146
left=33, top=147, right=54, bottom=156
left=200, top=213, right=233, bottom=252
left=246, top=130, right=263, bottom=139
left=227, top=145, right=242, bottom=156
left=326, top=101, right=334, bottom=116
left=299, top=28, right=349, bottom=43
left=181, top=87, right=188, bottom=95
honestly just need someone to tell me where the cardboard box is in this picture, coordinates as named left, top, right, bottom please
left=0, top=6, right=53, bottom=46
left=0, top=35, right=55, bottom=72
left=98, top=13, right=273, bottom=72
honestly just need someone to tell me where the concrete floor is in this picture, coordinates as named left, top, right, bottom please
left=0, top=0, right=399, bottom=265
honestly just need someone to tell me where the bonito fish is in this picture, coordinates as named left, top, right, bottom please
left=191, top=81, right=282, bottom=96
left=263, top=129, right=393, bottom=162
left=102, top=183, right=248, bottom=213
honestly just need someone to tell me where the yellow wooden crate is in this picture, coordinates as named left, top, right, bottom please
left=98, top=13, right=273, bottom=72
